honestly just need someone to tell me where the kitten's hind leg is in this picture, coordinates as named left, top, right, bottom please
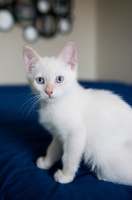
left=96, top=171, right=107, bottom=181
left=36, top=136, right=62, bottom=169
left=96, top=172, right=103, bottom=180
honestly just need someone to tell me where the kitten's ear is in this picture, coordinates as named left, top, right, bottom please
left=58, top=41, right=77, bottom=70
left=23, top=46, right=41, bottom=73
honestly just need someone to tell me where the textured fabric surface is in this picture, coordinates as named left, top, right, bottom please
left=0, top=82, right=132, bottom=200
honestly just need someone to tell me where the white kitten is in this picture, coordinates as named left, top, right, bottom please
left=23, top=42, right=132, bottom=185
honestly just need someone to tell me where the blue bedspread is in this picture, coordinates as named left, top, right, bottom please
left=0, top=82, right=132, bottom=200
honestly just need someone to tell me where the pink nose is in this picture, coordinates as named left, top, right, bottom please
left=45, top=90, right=53, bottom=96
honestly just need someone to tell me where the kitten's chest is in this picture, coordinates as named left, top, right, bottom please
left=39, top=105, right=55, bottom=130
left=39, top=103, right=67, bottom=135
left=39, top=101, right=80, bottom=140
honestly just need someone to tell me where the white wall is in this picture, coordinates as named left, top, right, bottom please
left=0, top=0, right=97, bottom=85
left=0, top=0, right=132, bottom=85
left=96, top=0, right=132, bottom=83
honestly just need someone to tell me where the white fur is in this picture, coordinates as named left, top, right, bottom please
left=23, top=42, right=132, bottom=185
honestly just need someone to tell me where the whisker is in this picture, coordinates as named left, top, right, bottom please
left=18, top=95, right=37, bottom=112
left=17, top=90, right=42, bottom=119
left=26, top=97, right=39, bottom=117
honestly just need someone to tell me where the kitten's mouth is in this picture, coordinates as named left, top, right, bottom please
left=46, top=96, right=55, bottom=100
left=40, top=94, right=56, bottom=101
left=47, top=96, right=53, bottom=99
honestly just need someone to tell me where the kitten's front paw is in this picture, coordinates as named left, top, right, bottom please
left=36, top=157, right=51, bottom=169
left=54, top=170, right=74, bottom=184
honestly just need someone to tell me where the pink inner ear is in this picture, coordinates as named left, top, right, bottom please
left=58, top=42, right=77, bottom=69
left=23, top=46, right=41, bottom=73
left=23, top=52, right=32, bottom=72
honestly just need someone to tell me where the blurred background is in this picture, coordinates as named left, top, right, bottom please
left=0, top=0, right=132, bottom=85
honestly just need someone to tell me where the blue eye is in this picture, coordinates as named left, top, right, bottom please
left=56, top=76, right=64, bottom=83
left=36, top=77, right=45, bottom=84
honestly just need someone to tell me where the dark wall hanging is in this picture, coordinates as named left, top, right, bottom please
left=0, top=0, right=74, bottom=43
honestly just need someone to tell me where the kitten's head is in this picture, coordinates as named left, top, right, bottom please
left=23, top=41, right=78, bottom=102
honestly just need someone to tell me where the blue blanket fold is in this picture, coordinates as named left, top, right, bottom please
left=0, top=82, right=132, bottom=200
